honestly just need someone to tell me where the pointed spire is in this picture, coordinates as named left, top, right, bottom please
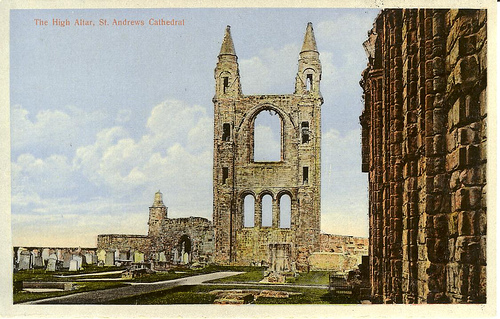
left=219, top=25, right=236, bottom=56
left=153, top=190, right=164, bottom=207
left=301, top=22, right=318, bottom=53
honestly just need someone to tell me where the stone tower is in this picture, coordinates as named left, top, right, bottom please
left=148, top=190, right=167, bottom=238
left=213, top=23, right=322, bottom=269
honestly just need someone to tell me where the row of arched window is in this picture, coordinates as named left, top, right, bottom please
left=242, top=193, right=291, bottom=229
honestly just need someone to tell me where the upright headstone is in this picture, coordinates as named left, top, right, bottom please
left=114, top=249, right=120, bottom=260
left=119, top=251, right=128, bottom=261
left=34, top=256, right=44, bottom=268
left=72, top=255, right=83, bottom=270
left=57, top=249, right=63, bottom=261
left=62, top=252, right=72, bottom=268
left=134, top=251, right=144, bottom=263
left=173, top=248, right=179, bottom=264
left=46, top=254, right=57, bottom=272
left=105, top=251, right=115, bottom=266
left=41, top=249, right=50, bottom=263
left=159, top=252, right=166, bottom=262
left=69, top=260, right=79, bottom=271
left=84, top=253, right=93, bottom=265
left=19, top=251, right=31, bottom=270
left=160, top=251, right=167, bottom=261
left=97, top=249, right=106, bottom=263
left=182, top=252, right=189, bottom=264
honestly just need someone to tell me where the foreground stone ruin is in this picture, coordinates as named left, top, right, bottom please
left=360, top=9, right=487, bottom=303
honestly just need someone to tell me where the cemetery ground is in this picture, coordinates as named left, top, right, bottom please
left=14, top=265, right=358, bottom=304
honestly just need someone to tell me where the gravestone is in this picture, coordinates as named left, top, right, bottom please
left=34, top=256, right=44, bottom=268
left=57, top=249, right=63, bottom=261
left=97, top=249, right=106, bottom=263
left=62, top=252, right=72, bottom=268
left=19, top=251, right=31, bottom=270
left=182, top=252, right=189, bottom=264
left=119, top=251, right=129, bottom=261
left=173, top=248, right=179, bottom=264
left=69, top=259, right=79, bottom=271
left=41, top=249, right=50, bottom=262
left=46, top=256, right=57, bottom=272
left=159, top=252, right=166, bottom=262
left=72, top=255, right=83, bottom=270
left=134, top=251, right=144, bottom=263
left=114, top=249, right=120, bottom=260
left=84, top=253, right=93, bottom=265
left=105, top=251, right=115, bottom=266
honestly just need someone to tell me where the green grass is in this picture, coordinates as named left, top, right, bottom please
left=106, top=284, right=356, bottom=305
left=207, top=268, right=265, bottom=283
left=286, top=271, right=330, bottom=286
left=13, top=281, right=127, bottom=304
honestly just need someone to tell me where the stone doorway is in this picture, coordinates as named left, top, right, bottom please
left=178, top=235, right=191, bottom=264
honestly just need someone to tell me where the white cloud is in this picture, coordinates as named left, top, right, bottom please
left=11, top=104, right=105, bottom=156
left=239, top=43, right=300, bottom=94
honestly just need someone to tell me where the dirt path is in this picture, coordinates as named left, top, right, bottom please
left=25, top=271, right=243, bottom=304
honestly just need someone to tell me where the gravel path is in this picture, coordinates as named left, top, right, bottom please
left=25, top=271, right=243, bottom=305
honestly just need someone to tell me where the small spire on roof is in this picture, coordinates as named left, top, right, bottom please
left=219, top=25, right=236, bottom=56
left=301, top=22, right=318, bottom=53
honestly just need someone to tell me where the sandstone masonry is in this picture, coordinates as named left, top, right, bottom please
left=360, top=9, right=487, bottom=303
left=212, top=23, right=322, bottom=270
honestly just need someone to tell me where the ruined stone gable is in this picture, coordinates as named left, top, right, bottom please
left=212, top=23, right=322, bottom=270
left=360, top=9, right=487, bottom=304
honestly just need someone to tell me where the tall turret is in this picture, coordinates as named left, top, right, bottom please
left=214, top=26, right=242, bottom=98
left=148, top=190, right=167, bottom=237
left=295, top=22, right=322, bottom=95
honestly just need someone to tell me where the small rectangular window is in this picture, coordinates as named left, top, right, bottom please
left=222, top=167, right=229, bottom=184
left=222, top=123, right=231, bottom=141
left=223, top=77, right=229, bottom=93
left=303, top=167, right=309, bottom=184
left=306, top=74, right=313, bottom=91
left=301, top=121, right=309, bottom=144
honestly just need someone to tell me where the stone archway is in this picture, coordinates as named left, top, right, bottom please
left=178, top=235, right=192, bottom=264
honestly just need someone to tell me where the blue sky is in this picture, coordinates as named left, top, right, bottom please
left=10, top=8, right=379, bottom=247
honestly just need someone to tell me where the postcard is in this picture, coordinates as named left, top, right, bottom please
left=1, top=0, right=496, bottom=318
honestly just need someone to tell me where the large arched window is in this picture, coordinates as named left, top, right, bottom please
left=254, top=109, right=281, bottom=162
left=243, top=194, right=255, bottom=227
left=261, top=194, right=273, bottom=227
left=279, top=194, right=291, bottom=229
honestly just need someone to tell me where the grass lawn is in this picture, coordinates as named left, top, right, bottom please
left=206, top=268, right=265, bottom=283
left=14, top=281, right=128, bottom=304
left=106, top=284, right=356, bottom=305
left=13, top=266, right=127, bottom=304
left=286, top=271, right=330, bottom=286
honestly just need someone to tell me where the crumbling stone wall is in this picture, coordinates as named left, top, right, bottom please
left=360, top=9, right=487, bottom=304
left=97, top=235, right=151, bottom=256
left=319, top=234, right=369, bottom=255
left=152, top=216, right=214, bottom=263
left=97, top=192, right=215, bottom=264
left=213, top=24, right=322, bottom=269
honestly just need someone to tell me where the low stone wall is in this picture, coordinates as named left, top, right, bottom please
left=308, top=252, right=360, bottom=272
left=97, top=234, right=151, bottom=254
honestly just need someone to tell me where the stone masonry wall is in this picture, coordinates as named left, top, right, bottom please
left=360, top=9, right=487, bottom=304
left=152, top=217, right=214, bottom=263
left=213, top=24, right=322, bottom=268
left=97, top=235, right=151, bottom=256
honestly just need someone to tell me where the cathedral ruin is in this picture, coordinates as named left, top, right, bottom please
left=212, top=23, right=322, bottom=270
left=93, top=23, right=367, bottom=273
left=360, top=9, right=487, bottom=303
